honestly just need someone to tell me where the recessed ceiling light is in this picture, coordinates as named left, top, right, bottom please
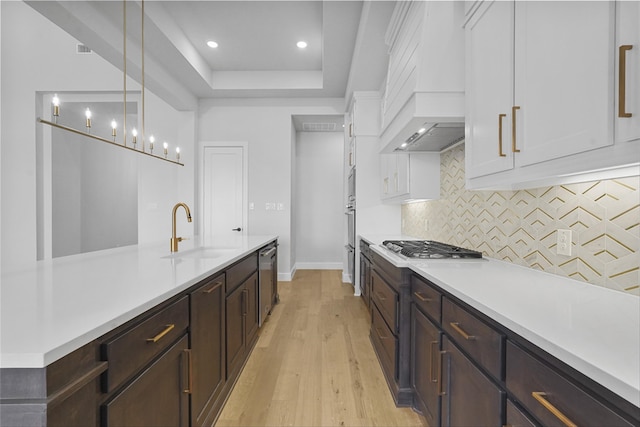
left=207, top=40, right=219, bottom=49
left=296, top=41, right=307, bottom=49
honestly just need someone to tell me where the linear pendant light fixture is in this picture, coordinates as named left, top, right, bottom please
left=38, top=0, right=183, bottom=166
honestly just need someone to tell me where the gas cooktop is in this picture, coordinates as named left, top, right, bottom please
left=382, top=240, right=483, bottom=259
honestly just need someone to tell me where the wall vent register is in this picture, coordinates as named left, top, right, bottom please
left=382, top=240, right=483, bottom=259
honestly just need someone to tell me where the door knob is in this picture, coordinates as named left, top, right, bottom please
left=232, top=227, right=242, bottom=232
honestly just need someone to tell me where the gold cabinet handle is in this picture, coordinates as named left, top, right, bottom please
left=449, top=322, right=475, bottom=340
left=498, top=113, right=507, bottom=157
left=512, top=106, right=521, bottom=153
left=203, top=281, right=223, bottom=293
left=146, top=324, right=175, bottom=343
left=375, top=327, right=388, bottom=340
left=531, top=392, right=577, bottom=427
left=619, top=45, right=633, bottom=118
left=438, top=350, right=446, bottom=396
left=413, top=291, right=432, bottom=302
left=429, top=340, right=438, bottom=383
left=183, top=349, right=192, bottom=394
left=375, top=291, right=387, bottom=302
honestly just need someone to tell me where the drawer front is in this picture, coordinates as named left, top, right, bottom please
left=442, top=296, right=503, bottom=380
left=371, top=270, right=398, bottom=332
left=411, top=275, right=442, bottom=325
left=371, top=304, right=398, bottom=382
left=506, top=341, right=635, bottom=427
left=103, top=296, right=189, bottom=392
left=227, top=253, right=258, bottom=293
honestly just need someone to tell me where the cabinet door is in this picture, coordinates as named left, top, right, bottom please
left=441, top=336, right=504, bottom=427
left=465, top=0, right=514, bottom=179
left=411, top=306, right=442, bottom=427
left=245, top=271, right=259, bottom=345
left=506, top=399, right=536, bottom=427
left=190, top=277, right=225, bottom=427
left=226, top=283, right=246, bottom=377
left=616, top=0, right=640, bottom=143
left=102, top=335, right=189, bottom=427
left=514, top=1, right=614, bottom=167
left=48, top=377, right=101, bottom=427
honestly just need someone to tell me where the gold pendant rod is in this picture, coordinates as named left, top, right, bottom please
left=38, top=118, right=183, bottom=166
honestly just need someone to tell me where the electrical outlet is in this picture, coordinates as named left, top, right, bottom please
left=557, top=229, right=572, bottom=256
left=249, top=202, right=254, bottom=210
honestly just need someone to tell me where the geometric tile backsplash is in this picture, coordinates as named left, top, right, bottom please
left=401, top=144, right=640, bottom=296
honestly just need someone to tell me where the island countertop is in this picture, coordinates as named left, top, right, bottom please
left=362, top=234, right=640, bottom=409
left=0, top=235, right=277, bottom=369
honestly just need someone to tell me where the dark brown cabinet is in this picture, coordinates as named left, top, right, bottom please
left=506, top=341, right=636, bottom=427
left=190, top=274, right=226, bottom=427
left=225, top=272, right=258, bottom=378
left=506, top=399, right=536, bottom=427
left=411, top=305, right=442, bottom=427
left=102, top=334, right=190, bottom=427
left=441, top=336, right=504, bottom=426
left=359, top=239, right=372, bottom=310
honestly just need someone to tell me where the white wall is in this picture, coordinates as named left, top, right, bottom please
left=0, top=2, right=195, bottom=272
left=295, top=131, right=344, bottom=269
left=198, top=98, right=343, bottom=279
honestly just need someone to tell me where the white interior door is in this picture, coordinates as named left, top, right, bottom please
left=203, top=146, right=246, bottom=240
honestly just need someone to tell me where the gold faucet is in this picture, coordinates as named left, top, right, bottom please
left=170, top=202, right=192, bottom=252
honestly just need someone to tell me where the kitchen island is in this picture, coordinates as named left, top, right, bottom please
left=0, top=235, right=277, bottom=426
left=361, top=234, right=640, bottom=425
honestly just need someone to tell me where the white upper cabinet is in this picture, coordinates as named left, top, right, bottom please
left=616, top=1, right=640, bottom=144
left=380, top=153, right=440, bottom=203
left=465, top=1, right=639, bottom=190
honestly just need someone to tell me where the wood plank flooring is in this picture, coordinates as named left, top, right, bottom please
left=216, top=270, right=427, bottom=427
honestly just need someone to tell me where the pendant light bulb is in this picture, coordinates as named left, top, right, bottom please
left=85, top=108, right=92, bottom=129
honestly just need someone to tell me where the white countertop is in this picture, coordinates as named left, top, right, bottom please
left=364, top=235, right=640, bottom=409
left=0, top=235, right=277, bottom=369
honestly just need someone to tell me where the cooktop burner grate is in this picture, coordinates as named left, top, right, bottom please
left=382, top=240, right=482, bottom=259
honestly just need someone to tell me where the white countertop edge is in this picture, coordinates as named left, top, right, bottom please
left=368, top=242, right=640, bottom=408
left=0, top=235, right=278, bottom=369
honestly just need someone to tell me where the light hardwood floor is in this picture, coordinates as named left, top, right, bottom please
left=216, top=269, right=427, bottom=427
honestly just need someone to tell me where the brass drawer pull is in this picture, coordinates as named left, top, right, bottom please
left=449, top=322, right=475, bottom=340
left=375, top=291, right=387, bottom=302
left=375, top=327, right=388, bottom=340
left=203, top=281, right=223, bottom=293
left=512, top=106, right=521, bottom=153
left=619, top=45, right=633, bottom=118
left=531, top=392, right=577, bottom=427
left=429, top=340, right=438, bottom=383
left=183, top=349, right=192, bottom=394
left=413, top=291, right=432, bottom=302
left=146, top=324, right=175, bottom=343
left=498, top=113, right=507, bottom=157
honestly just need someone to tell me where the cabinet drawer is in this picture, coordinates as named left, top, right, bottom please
left=371, top=270, right=398, bottom=333
left=371, top=304, right=398, bottom=381
left=506, top=341, right=635, bottom=427
left=442, top=297, right=503, bottom=380
left=102, top=296, right=189, bottom=392
left=227, top=253, right=258, bottom=293
left=411, top=275, right=442, bottom=324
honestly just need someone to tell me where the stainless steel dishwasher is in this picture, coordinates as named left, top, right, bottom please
left=258, top=243, right=277, bottom=326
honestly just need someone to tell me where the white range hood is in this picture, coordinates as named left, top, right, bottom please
left=378, top=1, right=465, bottom=154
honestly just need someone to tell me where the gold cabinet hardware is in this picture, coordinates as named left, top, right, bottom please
left=203, top=281, right=223, bottom=294
left=438, top=350, right=446, bottom=396
left=375, top=327, right=388, bottom=340
left=619, top=45, right=633, bottom=118
left=429, top=340, right=438, bottom=383
left=413, top=292, right=432, bottom=302
left=183, top=349, right=192, bottom=394
left=531, top=392, right=577, bottom=427
left=146, top=324, right=175, bottom=343
left=498, top=114, right=507, bottom=157
left=512, top=106, right=521, bottom=153
left=375, top=291, right=387, bottom=302
left=242, top=289, right=248, bottom=316
left=449, top=322, right=475, bottom=340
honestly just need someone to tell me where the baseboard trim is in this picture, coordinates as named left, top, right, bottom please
left=295, top=262, right=343, bottom=270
